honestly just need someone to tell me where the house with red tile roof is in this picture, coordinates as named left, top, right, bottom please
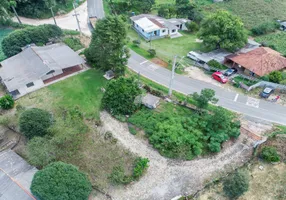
left=225, top=47, right=286, bottom=77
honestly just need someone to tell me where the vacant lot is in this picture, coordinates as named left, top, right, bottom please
left=16, top=70, right=136, bottom=191
left=0, top=29, right=13, bottom=61
left=255, top=31, right=286, bottom=56
left=203, top=0, right=286, bottom=29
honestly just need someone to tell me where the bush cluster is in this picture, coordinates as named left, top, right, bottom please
left=128, top=104, right=240, bottom=159
left=63, top=37, right=83, bottom=51
left=207, top=60, right=227, bottom=70
left=109, top=157, right=149, bottom=185
left=261, top=146, right=280, bottom=162
left=0, top=95, right=14, bottom=110
left=19, top=108, right=53, bottom=139
left=251, top=21, right=280, bottom=36
left=31, top=162, right=92, bottom=200
left=268, top=71, right=283, bottom=84
left=2, top=24, right=62, bottom=57
left=143, top=85, right=164, bottom=97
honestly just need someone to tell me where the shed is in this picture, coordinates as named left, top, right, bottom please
left=103, top=70, right=115, bottom=80
left=142, top=93, right=160, bottom=109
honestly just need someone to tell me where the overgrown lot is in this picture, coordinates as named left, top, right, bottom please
left=8, top=70, right=137, bottom=190
left=255, top=31, right=286, bottom=56
left=203, top=0, right=286, bottom=29
left=128, top=101, right=240, bottom=160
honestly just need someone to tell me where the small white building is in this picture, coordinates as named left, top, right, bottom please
left=0, top=43, right=85, bottom=98
left=142, top=93, right=160, bottom=109
left=130, top=14, right=190, bottom=40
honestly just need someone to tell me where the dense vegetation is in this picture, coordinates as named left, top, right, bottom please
left=260, top=146, right=280, bottom=162
left=31, top=161, right=92, bottom=200
left=63, top=37, right=83, bottom=51
left=106, top=0, right=155, bottom=15
left=0, top=95, right=15, bottom=110
left=19, top=108, right=53, bottom=139
left=102, top=77, right=142, bottom=116
left=223, top=170, right=250, bottom=199
left=85, top=16, right=129, bottom=76
left=128, top=102, right=240, bottom=160
left=255, top=32, right=286, bottom=56
left=1, top=24, right=62, bottom=57
left=0, top=29, right=13, bottom=61
left=198, top=10, right=247, bottom=52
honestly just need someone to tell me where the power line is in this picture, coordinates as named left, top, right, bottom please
left=72, top=2, right=82, bottom=34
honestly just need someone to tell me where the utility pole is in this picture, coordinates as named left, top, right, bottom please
left=168, top=55, right=177, bottom=97
left=73, top=2, right=82, bottom=34
left=11, top=6, right=22, bottom=24
left=50, top=6, right=57, bottom=26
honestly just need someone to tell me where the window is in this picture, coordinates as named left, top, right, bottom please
left=162, top=30, right=166, bottom=33
left=172, top=29, right=176, bottom=33
left=142, top=29, right=144, bottom=32
left=26, top=82, right=34, bottom=88
left=10, top=90, right=20, bottom=96
left=46, top=70, right=55, bottom=75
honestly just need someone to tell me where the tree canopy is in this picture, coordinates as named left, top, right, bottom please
left=2, top=24, right=62, bottom=57
left=107, top=0, right=155, bottom=15
left=31, top=162, right=92, bottom=200
left=198, top=10, right=248, bottom=52
left=192, top=88, right=218, bottom=111
left=85, top=16, right=129, bottom=76
left=19, top=108, right=53, bottom=139
left=102, top=77, right=142, bottom=115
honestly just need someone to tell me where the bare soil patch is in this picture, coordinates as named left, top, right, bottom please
left=151, top=58, right=169, bottom=68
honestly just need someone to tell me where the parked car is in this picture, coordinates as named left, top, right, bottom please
left=260, top=87, right=274, bottom=98
left=187, top=51, right=199, bottom=61
left=212, top=72, right=228, bottom=83
left=224, top=68, right=237, bottom=76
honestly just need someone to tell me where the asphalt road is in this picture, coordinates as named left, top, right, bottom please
left=128, top=51, right=286, bottom=125
left=89, top=0, right=286, bottom=125
left=87, top=0, right=105, bottom=18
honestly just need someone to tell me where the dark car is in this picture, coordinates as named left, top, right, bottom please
left=224, top=68, right=237, bottom=76
left=260, top=87, right=274, bottom=98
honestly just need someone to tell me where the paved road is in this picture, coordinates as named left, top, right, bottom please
left=128, top=51, right=286, bottom=125
left=87, top=0, right=105, bottom=18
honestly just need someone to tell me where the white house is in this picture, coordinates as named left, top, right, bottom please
left=130, top=14, right=190, bottom=40
left=0, top=43, right=85, bottom=98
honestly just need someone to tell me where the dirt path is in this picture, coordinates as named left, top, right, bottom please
left=98, top=111, right=253, bottom=200
left=13, top=1, right=91, bottom=36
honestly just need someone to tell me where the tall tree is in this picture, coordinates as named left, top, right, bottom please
left=198, top=10, right=248, bottom=52
left=0, top=0, right=12, bottom=23
left=175, top=0, right=196, bottom=19
left=85, top=16, right=129, bottom=76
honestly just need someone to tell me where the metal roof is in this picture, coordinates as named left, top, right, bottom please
left=0, top=43, right=85, bottom=92
left=0, top=150, right=37, bottom=200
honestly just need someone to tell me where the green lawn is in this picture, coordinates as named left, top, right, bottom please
left=127, top=29, right=206, bottom=61
left=255, top=31, right=286, bottom=56
left=0, top=29, right=13, bottom=62
left=19, top=69, right=107, bottom=119
left=203, top=0, right=286, bottom=30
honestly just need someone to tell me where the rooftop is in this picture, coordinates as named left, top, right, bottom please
left=0, top=43, right=85, bottom=91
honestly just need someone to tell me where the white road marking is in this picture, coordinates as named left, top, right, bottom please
left=140, top=60, right=149, bottom=65
left=246, top=97, right=260, bottom=108
left=147, top=64, right=159, bottom=71
left=234, top=94, right=239, bottom=102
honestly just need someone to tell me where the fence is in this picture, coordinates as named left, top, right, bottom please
left=247, top=80, right=286, bottom=92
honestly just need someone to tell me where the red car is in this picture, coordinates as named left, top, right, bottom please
left=212, top=72, right=228, bottom=83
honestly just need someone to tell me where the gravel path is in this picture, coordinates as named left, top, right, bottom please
left=98, top=111, right=253, bottom=200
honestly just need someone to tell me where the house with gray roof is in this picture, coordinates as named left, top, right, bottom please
left=0, top=150, right=37, bottom=200
left=130, top=14, right=190, bottom=40
left=0, top=43, right=85, bottom=98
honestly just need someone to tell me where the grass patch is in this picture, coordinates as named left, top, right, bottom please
left=233, top=76, right=258, bottom=87
left=255, top=31, right=286, bottom=56
left=202, top=0, right=286, bottom=30
left=127, top=43, right=154, bottom=59
left=127, top=29, right=206, bottom=62
left=0, top=28, right=13, bottom=61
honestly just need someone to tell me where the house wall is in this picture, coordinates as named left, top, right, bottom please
left=160, top=28, right=168, bottom=36
left=169, top=28, right=178, bottom=35
left=41, top=69, right=63, bottom=81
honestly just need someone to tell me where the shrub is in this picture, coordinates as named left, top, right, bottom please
left=132, top=39, right=141, bottom=47
left=129, top=126, right=137, bottom=135
left=132, top=157, right=149, bottom=180
left=207, top=59, right=227, bottom=70
left=109, top=166, right=132, bottom=185
left=280, top=79, right=286, bottom=85
left=30, top=162, right=92, bottom=200
left=148, top=49, right=156, bottom=57
left=2, top=24, right=62, bottom=57
left=102, top=77, right=142, bottom=115
left=19, top=108, right=53, bottom=139
left=269, top=71, right=283, bottom=83
left=223, top=170, right=250, bottom=199
left=261, top=146, right=280, bottom=162
left=0, top=95, right=14, bottom=109
left=186, top=21, right=199, bottom=32
left=63, top=37, right=83, bottom=51
left=251, top=21, right=280, bottom=36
